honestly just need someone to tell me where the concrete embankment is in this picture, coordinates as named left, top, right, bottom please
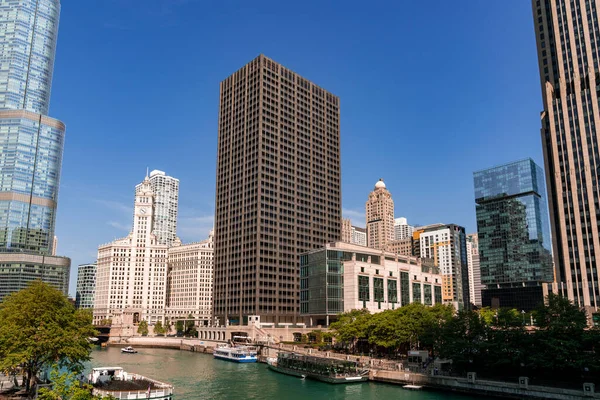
left=107, top=337, right=223, bottom=353
left=370, top=369, right=599, bottom=400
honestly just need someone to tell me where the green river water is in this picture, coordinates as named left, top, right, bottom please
left=90, top=347, right=480, bottom=400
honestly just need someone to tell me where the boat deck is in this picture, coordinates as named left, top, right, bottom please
left=93, top=378, right=160, bottom=391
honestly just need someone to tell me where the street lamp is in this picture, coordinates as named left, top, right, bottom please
left=521, top=310, right=526, bottom=325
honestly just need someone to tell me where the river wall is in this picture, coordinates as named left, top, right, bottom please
left=107, top=336, right=222, bottom=353
left=371, top=370, right=598, bottom=400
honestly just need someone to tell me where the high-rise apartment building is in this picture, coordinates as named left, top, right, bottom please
left=414, top=223, right=469, bottom=310
left=94, top=178, right=169, bottom=325
left=394, top=217, right=414, bottom=240
left=135, top=170, right=179, bottom=247
left=532, top=1, right=600, bottom=314
left=366, top=179, right=394, bottom=250
left=0, top=0, right=70, bottom=300
left=165, top=231, right=214, bottom=325
left=76, top=263, right=97, bottom=309
left=466, top=234, right=482, bottom=307
left=213, top=55, right=341, bottom=325
left=341, top=218, right=367, bottom=246
left=474, top=159, right=553, bottom=311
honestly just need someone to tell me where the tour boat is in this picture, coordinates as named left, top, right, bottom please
left=213, top=344, right=258, bottom=363
left=120, top=346, right=137, bottom=354
left=267, top=352, right=369, bottom=384
left=88, top=367, right=173, bottom=400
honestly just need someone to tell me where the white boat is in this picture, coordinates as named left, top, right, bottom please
left=213, top=344, right=258, bottom=363
left=88, top=367, right=173, bottom=400
left=120, top=346, right=137, bottom=354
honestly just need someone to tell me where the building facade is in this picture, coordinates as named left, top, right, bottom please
left=386, top=238, right=413, bottom=257
left=135, top=170, right=179, bottom=247
left=394, top=217, right=414, bottom=240
left=213, top=55, right=341, bottom=325
left=532, top=0, right=600, bottom=314
left=366, top=179, right=394, bottom=250
left=165, top=231, right=213, bottom=326
left=300, top=242, right=443, bottom=326
left=0, top=0, right=70, bottom=298
left=75, top=263, right=97, bottom=309
left=474, top=159, right=553, bottom=311
left=466, top=233, right=482, bottom=307
left=93, top=178, right=169, bottom=325
left=351, top=226, right=367, bottom=246
left=414, top=223, right=469, bottom=310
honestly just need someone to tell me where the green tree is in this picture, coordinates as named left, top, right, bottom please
left=0, top=282, right=97, bottom=392
left=329, top=309, right=371, bottom=352
left=436, top=310, right=488, bottom=373
left=153, top=321, right=165, bottom=336
left=137, top=320, right=148, bottom=336
left=38, top=367, right=116, bottom=400
left=175, top=320, right=184, bottom=335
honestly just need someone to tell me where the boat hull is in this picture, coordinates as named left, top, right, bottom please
left=267, top=364, right=368, bottom=384
left=213, top=353, right=257, bottom=363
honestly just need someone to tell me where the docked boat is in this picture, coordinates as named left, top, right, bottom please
left=120, top=346, right=137, bottom=354
left=213, top=344, right=258, bottom=363
left=88, top=367, right=173, bottom=400
left=267, top=352, right=369, bottom=384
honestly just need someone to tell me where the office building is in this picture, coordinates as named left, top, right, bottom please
left=300, top=242, right=443, bottom=326
left=532, top=0, right=600, bottom=315
left=213, top=55, right=341, bottom=325
left=386, top=238, right=413, bottom=257
left=93, top=178, right=169, bottom=325
left=366, top=179, right=394, bottom=249
left=0, top=0, right=70, bottom=299
left=165, top=231, right=214, bottom=325
left=135, top=170, right=179, bottom=247
left=75, top=263, right=97, bottom=309
left=466, top=234, right=482, bottom=307
left=474, top=159, right=553, bottom=311
left=394, top=217, right=414, bottom=240
left=414, top=223, right=469, bottom=310
left=341, top=218, right=367, bottom=246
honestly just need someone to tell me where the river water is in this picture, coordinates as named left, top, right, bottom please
left=90, top=347, right=480, bottom=400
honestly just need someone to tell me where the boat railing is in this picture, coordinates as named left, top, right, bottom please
left=126, top=373, right=172, bottom=389
left=92, top=388, right=173, bottom=399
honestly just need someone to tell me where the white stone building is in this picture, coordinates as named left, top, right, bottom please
left=135, top=170, right=179, bottom=247
left=165, top=231, right=214, bottom=325
left=466, top=233, right=482, bottom=307
left=394, top=217, right=414, bottom=240
left=94, top=178, right=169, bottom=325
left=300, top=242, right=443, bottom=326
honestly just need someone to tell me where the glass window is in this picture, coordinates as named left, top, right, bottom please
left=412, top=282, right=422, bottom=304
left=374, top=278, right=384, bottom=302
left=358, top=276, right=369, bottom=301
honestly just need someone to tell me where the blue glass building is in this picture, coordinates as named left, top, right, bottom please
left=474, top=159, right=553, bottom=311
left=0, top=0, right=69, bottom=300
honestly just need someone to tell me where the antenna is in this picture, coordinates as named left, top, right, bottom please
left=146, top=167, right=149, bottom=179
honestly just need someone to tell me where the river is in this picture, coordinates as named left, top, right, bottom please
left=90, top=347, right=479, bottom=400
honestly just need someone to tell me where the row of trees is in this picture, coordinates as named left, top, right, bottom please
left=137, top=317, right=197, bottom=337
left=329, top=295, right=600, bottom=383
left=0, top=281, right=114, bottom=398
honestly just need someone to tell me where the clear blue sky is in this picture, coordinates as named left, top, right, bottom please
left=53, top=1, right=543, bottom=296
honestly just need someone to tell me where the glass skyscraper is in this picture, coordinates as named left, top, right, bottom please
left=0, top=0, right=69, bottom=301
left=474, top=159, right=553, bottom=311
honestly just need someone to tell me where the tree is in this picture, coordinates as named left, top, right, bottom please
left=175, top=320, right=184, bottom=335
left=38, top=367, right=116, bottom=400
left=0, top=282, right=97, bottom=392
left=153, top=321, right=165, bottom=336
left=137, top=320, right=148, bottom=336
left=329, top=309, right=371, bottom=352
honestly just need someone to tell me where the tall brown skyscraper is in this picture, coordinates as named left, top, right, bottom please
left=213, top=55, right=341, bottom=325
left=366, top=179, right=394, bottom=250
left=532, top=0, right=600, bottom=314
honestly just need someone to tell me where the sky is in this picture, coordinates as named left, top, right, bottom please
left=52, top=1, right=543, bottom=296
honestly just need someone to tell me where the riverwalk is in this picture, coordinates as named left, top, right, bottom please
left=109, top=337, right=598, bottom=399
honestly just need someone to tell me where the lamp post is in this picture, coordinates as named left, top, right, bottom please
left=521, top=310, right=526, bottom=325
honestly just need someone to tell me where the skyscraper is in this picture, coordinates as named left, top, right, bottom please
left=135, top=170, right=179, bottom=246
left=532, top=0, right=600, bottom=314
left=394, top=217, right=414, bottom=240
left=75, top=263, right=97, bottom=309
left=0, top=0, right=70, bottom=300
left=466, top=233, right=482, bottom=308
left=94, top=178, right=169, bottom=325
left=213, top=55, right=341, bottom=325
left=474, top=159, right=553, bottom=311
left=366, top=179, right=394, bottom=250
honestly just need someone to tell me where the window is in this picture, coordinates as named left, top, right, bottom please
left=400, top=272, right=410, bottom=306
left=424, top=284, right=432, bottom=306
left=358, top=276, right=370, bottom=302
left=434, top=286, right=442, bottom=304
left=387, top=279, right=398, bottom=305
left=374, top=278, right=384, bottom=303
left=412, top=282, right=422, bottom=304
